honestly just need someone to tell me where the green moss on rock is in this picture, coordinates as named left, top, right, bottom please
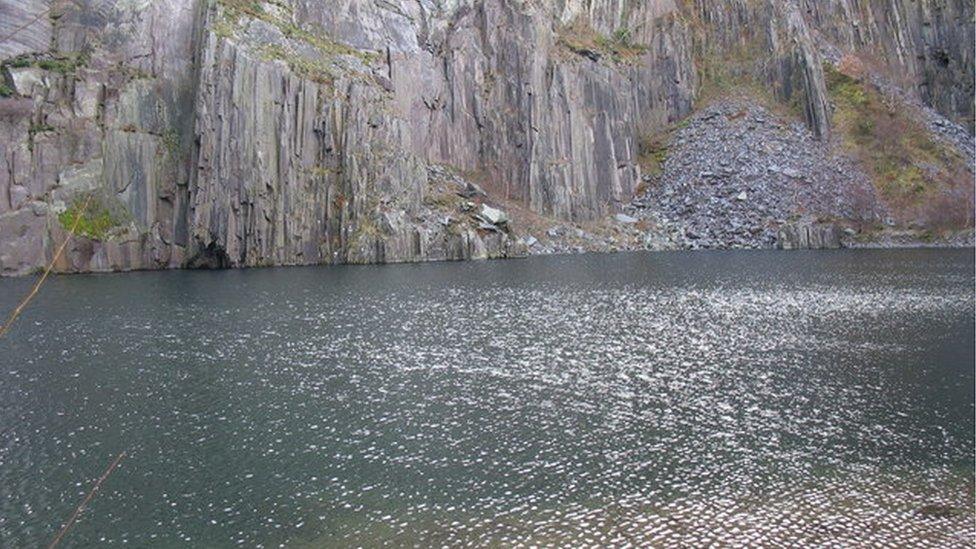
left=2, top=52, right=89, bottom=75
left=58, top=196, right=128, bottom=241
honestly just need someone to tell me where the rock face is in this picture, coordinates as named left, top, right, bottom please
left=687, top=0, right=833, bottom=139
left=801, top=0, right=975, bottom=129
left=1, top=0, right=202, bottom=275
left=0, top=0, right=51, bottom=59
left=0, top=0, right=972, bottom=275
left=776, top=223, right=843, bottom=250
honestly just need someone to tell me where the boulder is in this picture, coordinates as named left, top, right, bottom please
left=456, top=181, right=487, bottom=199
left=5, top=67, right=45, bottom=96
left=0, top=207, right=48, bottom=275
left=478, top=204, right=509, bottom=226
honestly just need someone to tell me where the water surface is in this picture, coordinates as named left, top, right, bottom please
left=0, top=250, right=973, bottom=547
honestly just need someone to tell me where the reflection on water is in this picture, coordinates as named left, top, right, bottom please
left=0, top=250, right=973, bottom=547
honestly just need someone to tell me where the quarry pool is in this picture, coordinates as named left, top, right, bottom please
left=0, top=250, right=973, bottom=546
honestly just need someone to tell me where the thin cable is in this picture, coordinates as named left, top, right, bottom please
left=47, top=451, right=127, bottom=549
left=3, top=8, right=129, bottom=549
left=0, top=5, right=55, bottom=46
left=0, top=194, right=91, bottom=339
left=0, top=0, right=85, bottom=47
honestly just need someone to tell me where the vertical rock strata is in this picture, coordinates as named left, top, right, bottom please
left=801, top=0, right=975, bottom=129
left=1, top=0, right=203, bottom=274
left=0, top=0, right=971, bottom=274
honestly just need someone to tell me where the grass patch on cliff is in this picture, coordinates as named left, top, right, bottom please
left=217, top=0, right=269, bottom=21
left=217, top=0, right=375, bottom=65
left=678, top=2, right=807, bottom=124
left=826, top=63, right=973, bottom=230
left=556, top=18, right=647, bottom=64
left=28, top=123, right=55, bottom=136
left=636, top=113, right=695, bottom=186
left=215, top=0, right=379, bottom=88
left=691, top=34, right=807, bottom=121
left=161, top=129, right=182, bottom=157
left=2, top=51, right=89, bottom=75
left=278, top=21, right=375, bottom=63
left=58, top=196, right=128, bottom=241
left=637, top=133, right=670, bottom=179
left=261, top=44, right=336, bottom=85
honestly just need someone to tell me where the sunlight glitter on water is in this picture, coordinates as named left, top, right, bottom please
left=0, top=250, right=972, bottom=547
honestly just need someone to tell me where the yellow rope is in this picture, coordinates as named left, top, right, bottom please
left=3, top=6, right=128, bottom=549
left=0, top=195, right=128, bottom=549
left=0, top=194, right=91, bottom=339
left=47, top=451, right=127, bottom=549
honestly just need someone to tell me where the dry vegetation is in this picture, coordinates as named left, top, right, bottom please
left=825, top=59, right=973, bottom=233
left=556, top=18, right=648, bottom=64
left=636, top=117, right=692, bottom=181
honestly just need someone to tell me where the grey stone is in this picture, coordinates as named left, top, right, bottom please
left=776, top=223, right=843, bottom=250
left=9, top=185, right=29, bottom=210
left=456, top=181, right=487, bottom=199
left=478, top=205, right=509, bottom=226
left=0, top=207, right=47, bottom=276
left=5, top=67, right=45, bottom=96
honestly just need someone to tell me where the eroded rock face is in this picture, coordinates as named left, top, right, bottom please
left=0, top=0, right=971, bottom=275
left=0, top=0, right=51, bottom=59
left=801, top=0, right=975, bottom=130
left=777, top=223, right=843, bottom=250
left=0, top=0, right=200, bottom=275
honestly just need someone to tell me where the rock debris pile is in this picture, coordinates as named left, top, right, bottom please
left=628, top=99, right=882, bottom=250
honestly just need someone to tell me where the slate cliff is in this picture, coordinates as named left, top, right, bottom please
left=0, top=0, right=972, bottom=274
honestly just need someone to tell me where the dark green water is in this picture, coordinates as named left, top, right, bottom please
left=0, top=250, right=973, bottom=547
